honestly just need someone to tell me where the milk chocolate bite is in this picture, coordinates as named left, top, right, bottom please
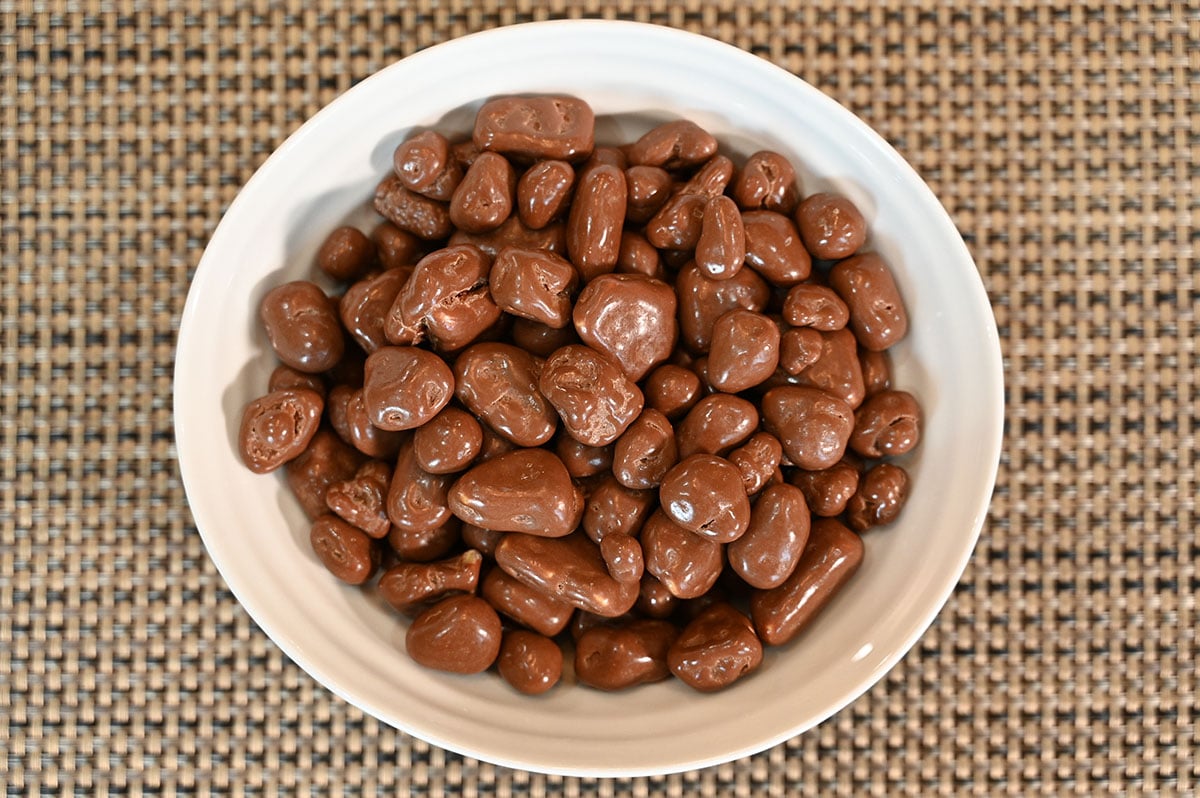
left=707, top=309, right=781, bottom=393
left=616, top=231, right=663, bottom=278
left=379, top=550, right=482, bottom=615
left=387, top=442, right=453, bottom=533
left=406, top=595, right=503, bottom=674
left=728, top=432, right=784, bottom=495
left=325, top=459, right=392, bottom=538
left=449, top=215, right=567, bottom=260
left=675, top=260, right=771, bottom=353
left=374, top=173, right=454, bottom=240
left=566, top=164, right=627, bottom=281
left=517, top=160, right=575, bottom=229
left=601, top=533, right=644, bottom=583
left=474, top=96, right=595, bottom=163
left=393, top=129, right=462, bottom=202
left=641, top=510, right=725, bottom=599
left=675, top=394, right=759, bottom=459
left=372, top=221, right=423, bottom=270
left=450, top=151, right=516, bottom=233
left=795, top=192, right=867, bottom=260
left=643, top=364, right=703, bottom=421
left=667, top=602, right=763, bottom=692
left=789, top=460, right=861, bottom=517
left=636, top=573, right=678, bottom=619
left=727, top=483, right=811, bottom=589
left=461, top=524, right=503, bottom=557
left=626, top=120, right=718, bottom=170
left=695, top=196, right=746, bottom=280
left=453, top=342, right=557, bottom=447
left=327, top=386, right=405, bottom=459
left=340, top=267, right=410, bottom=354
left=624, top=165, right=673, bottom=224
left=362, top=346, right=454, bottom=431
left=782, top=284, right=849, bottom=332
left=574, top=619, right=678, bottom=691
left=538, top=345, right=644, bottom=447
left=286, top=429, right=365, bottom=520
left=482, top=568, right=575, bottom=637
left=509, top=317, right=579, bottom=358
left=317, top=226, right=372, bottom=282
left=789, top=328, right=866, bottom=409
left=260, top=281, right=345, bottom=373
left=779, top=327, right=825, bottom=376
left=750, top=518, right=864, bottom=646
left=581, top=474, right=656, bottom=542
left=489, top=247, right=577, bottom=328
left=498, top=630, right=563, bottom=695
left=310, top=514, right=376, bottom=585
left=829, top=252, right=908, bottom=352
left=573, top=273, right=677, bottom=382
left=388, top=519, right=460, bottom=562
left=495, top=531, right=640, bottom=617
left=761, top=386, right=855, bottom=471
left=448, top=448, right=583, bottom=537
left=741, top=210, right=812, bottom=288
left=388, top=244, right=500, bottom=351
left=238, top=388, right=324, bottom=473
left=475, top=423, right=517, bottom=463
left=846, top=462, right=909, bottom=531
left=658, top=454, right=751, bottom=544
left=644, top=157, right=733, bottom=251
left=413, top=406, right=484, bottom=474
left=731, top=151, right=800, bottom=214
left=850, top=390, right=921, bottom=458
left=555, top=435, right=613, bottom=479
left=611, top=409, right=678, bottom=490
left=859, top=349, right=892, bottom=396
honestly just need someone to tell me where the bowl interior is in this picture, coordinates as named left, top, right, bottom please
left=175, top=21, right=1003, bottom=777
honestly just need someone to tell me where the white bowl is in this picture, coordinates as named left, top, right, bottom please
left=175, top=20, right=1004, bottom=777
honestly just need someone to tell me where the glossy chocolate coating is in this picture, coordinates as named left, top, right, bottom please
left=829, top=252, right=908, bottom=352
left=555, top=435, right=613, bottom=479
left=789, top=460, right=861, bottom=518
left=386, top=441, right=453, bottom=533
left=695, top=196, right=746, bottom=280
left=566, top=163, right=627, bottom=281
left=644, top=191, right=706, bottom=252
left=482, top=567, right=575, bottom=637
left=626, top=120, right=717, bottom=170
left=325, top=459, right=392, bottom=538
left=406, top=595, right=503, bottom=674
left=750, top=518, right=863, bottom=646
left=795, top=192, right=867, bottom=260
left=850, top=390, right=921, bottom=458
left=447, top=448, right=583, bottom=537
left=782, top=284, right=850, bottom=331
left=473, top=96, right=595, bottom=163
left=574, top=619, right=678, bottom=690
left=675, top=393, right=759, bottom=459
left=453, top=342, right=557, bottom=447
left=393, top=130, right=461, bottom=201
left=789, top=328, right=866, bottom=408
left=309, top=514, right=376, bottom=585
left=611, top=408, right=678, bottom=490
left=675, top=260, right=770, bottom=353
left=494, top=531, right=640, bottom=617
left=728, top=432, right=784, bottom=495
left=449, top=215, right=567, bottom=260
left=846, top=462, right=910, bottom=531
left=624, top=165, right=673, bottom=224
left=573, top=273, right=677, bottom=382
left=741, top=210, right=812, bottom=288
left=641, top=509, right=725, bottom=599
left=379, top=549, right=482, bottom=614
left=517, top=159, right=575, bottom=229
left=707, top=309, right=781, bottom=393
left=581, top=474, right=656, bottom=543
left=362, top=346, right=454, bottom=431
left=538, top=345, right=644, bottom=447
left=658, top=454, right=751, bottom=543
left=450, top=151, right=516, bottom=233
left=388, top=244, right=499, bottom=352
left=727, top=483, right=811, bottom=589
left=317, top=225, right=372, bottom=281
left=643, top=364, right=702, bottom=421
left=731, top=151, right=800, bottom=214
left=636, top=572, right=678, bottom=619
left=779, top=327, right=825, bottom=376
left=859, top=348, right=892, bottom=397
left=509, top=317, right=579, bottom=358
left=461, top=523, right=503, bottom=557
left=327, top=386, right=404, bottom=459
left=340, top=267, right=410, bottom=354
left=285, top=428, right=365, bottom=520
left=600, top=533, right=644, bottom=583
left=498, top=630, right=563, bottom=695
left=260, top=281, right=345, bottom=373
left=667, top=602, right=763, bottom=692
left=413, top=406, right=484, bottom=474
left=374, top=173, right=453, bottom=240
left=616, top=231, right=663, bottom=278
left=489, top=247, right=578, bottom=328
left=238, top=388, right=324, bottom=474
left=761, top=386, right=855, bottom=471
left=387, top=519, right=460, bottom=563
left=372, top=221, right=423, bottom=271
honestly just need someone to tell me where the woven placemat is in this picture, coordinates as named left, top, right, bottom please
left=2, top=1, right=1196, bottom=794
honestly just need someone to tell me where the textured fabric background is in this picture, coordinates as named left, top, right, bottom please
left=2, top=1, right=1197, bottom=794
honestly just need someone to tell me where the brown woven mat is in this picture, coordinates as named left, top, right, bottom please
left=3, top=1, right=1197, bottom=794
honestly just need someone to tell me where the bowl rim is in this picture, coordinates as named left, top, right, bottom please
left=175, top=18, right=1005, bottom=777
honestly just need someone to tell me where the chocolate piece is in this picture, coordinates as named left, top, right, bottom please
left=325, top=459, right=392, bottom=538
left=580, top=474, right=656, bottom=543
left=850, top=390, right=921, bottom=459
left=317, top=225, right=372, bottom=281
left=624, top=164, right=673, bottom=224
left=741, top=210, right=812, bottom=287
left=782, top=284, right=850, bottom=331
left=238, top=388, right=324, bottom=474
left=379, top=550, right=483, bottom=614
left=406, top=595, right=502, bottom=674
left=412, top=406, right=484, bottom=474
left=675, top=260, right=770, bottom=353
left=482, top=567, right=575, bottom=637
left=726, top=483, right=811, bottom=589
left=494, top=531, right=640, bottom=617
left=572, top=273, right=677, bottom=382
left=795, top=192, right=867, bottom=260
left=846, top=462, right=910, bottom=531
left=386, top=441, right=453, bottom=533
left=453, top=342, right=557, bottom=447
left=727, top=432, right=784, bottom=495
left=340, top=267, right=410, bottom=354
left=695, top=196, right=746, bottom=280
left=706, top=309, right=781, bottom=393
left=450, top=151, right=516, bottom=234
left=555, top=435, right=613, bottom=479
left=643, top=364, right=702, bottom=421
left=761, top=386, right=855, bottom=471
left=285, top=429, right=365, bottom=520
left=517, top=159, right=575, bottom=229
left=387, top=519, right=461, bottom=563
left=497, top=630, right=563, bottom=695
left=566, top=164, right=626, bottom=281
left=611, top=409, right=678, bottom=490
left=362, top=346, right=454, bottom=431
left=667, top=602, right=763, bottom=692
left=489, top=247, right=578, bottom=329
left=731, top=151, right=800, bottom=214
left=574, top=619, right=678, bottom=690
left=626, top=120, right=717, bottom=170
left=372, top=221, right=423, bottom=270
left=447, top=448, right=583, bottom=537
left=309, top=514, right=376, bottom=585
left=394, top=130, right=462, bottom=202
left=260, top=281, right=345, bottom=373
left=474, top=96, right=595, bottom=163
left=675, top=393, right=759, bottom=459
left=658, top=454, right=751, bottom=544
left=789, top=460, right=861, bottom=518
left=828, top=252, right=908, bottom=352
left=327, top=386, right=404, bottom=459
left=600, top=533, right=644, bottom=583
left=539, top=344, right=643, bottom=447
left=641, top=509, right=725, bottom=599
left=373, top=173, right=454, bottom=240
